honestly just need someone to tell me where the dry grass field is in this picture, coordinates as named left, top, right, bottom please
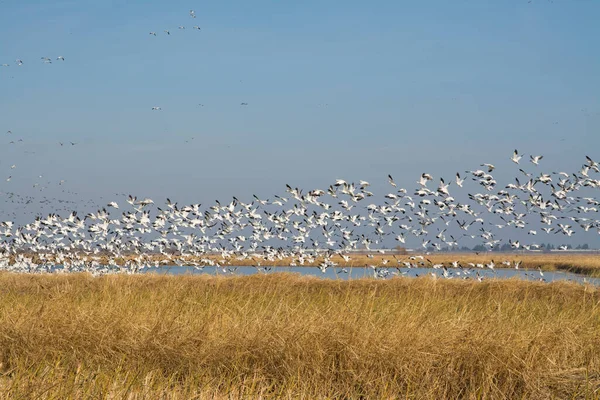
left=0, top=272, right=599, bottom=399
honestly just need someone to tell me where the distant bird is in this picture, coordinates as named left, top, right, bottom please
left=585, top=156, right=598, bottom=169
left=455, top=173, right=464, bottom=187
left=57, top=56, right=65, bottom=61
left=149, top=32, right=157, bottom=36
left=151, top=106, right=162, bottom=111
left=438, top=178, right=450, bottom=195
left=240, top=102, right=248, bottom=106
left=178, top=26, right=185, bottom=29
left=530, top=155, right=543, bottom=165
left=193, top=26, right=201, bottom=30
left=388, top=174, right=396, bottom=187
left=190, top=9, right=196, bottom=18
left=511, top=149, right=522, bottom=164
left=16, top=59, right=23, bottom=66
left=164, top=30, right=170, bottom=35
left=481, top=163, right=495, bottom=172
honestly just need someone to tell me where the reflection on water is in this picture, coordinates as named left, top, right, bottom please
left=142, top=266, right=600, bottom=285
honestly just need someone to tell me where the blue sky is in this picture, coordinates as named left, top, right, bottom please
left=1, top=0, right=599, bottom=207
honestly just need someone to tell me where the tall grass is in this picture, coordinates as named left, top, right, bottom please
left=0, top=272, right=599, bottom=398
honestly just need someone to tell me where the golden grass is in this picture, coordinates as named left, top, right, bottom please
left=0, top=273, right=599, bottom=398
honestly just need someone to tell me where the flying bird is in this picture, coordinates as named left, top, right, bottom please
left=511, top=149, right=522, bottom=164
left=388, top=175, right=396, bottom=187
left=530, top=155, right=543, bottom=165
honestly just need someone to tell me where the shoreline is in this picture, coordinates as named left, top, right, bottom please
left=4, top=252, right=600, bottom=276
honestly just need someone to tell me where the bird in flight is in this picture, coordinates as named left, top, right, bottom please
left=511, top=149, right=522, bottom=164
left=388, top=174, right=396, bottom=187
left=530, top=155, right=543, bottom=165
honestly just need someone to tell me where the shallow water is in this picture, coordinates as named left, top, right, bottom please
left=141, top=266, right=600, bottom=285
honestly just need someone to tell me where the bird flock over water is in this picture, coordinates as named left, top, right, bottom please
left=1, top=150, right=599, bottom=279
left=2, top=7, right=599, bottom=280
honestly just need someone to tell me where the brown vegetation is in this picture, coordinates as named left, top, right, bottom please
left=0, top=272, right=599, bottom=398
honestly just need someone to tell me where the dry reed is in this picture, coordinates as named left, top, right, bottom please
left=0, top=272, right=599, bottom=399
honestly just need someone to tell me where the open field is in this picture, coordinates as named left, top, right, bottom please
left=0, top=273, right=599, bottom=399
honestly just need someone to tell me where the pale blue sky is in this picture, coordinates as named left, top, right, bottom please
left=1, top=0, right=599, bottom=206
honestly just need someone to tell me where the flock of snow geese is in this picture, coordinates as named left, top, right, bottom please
left=149, top=9, right=200, bottom=36
left=1, top=10, right=196, bottom=69
left=1, top=56, right=65, bottom=67
left=2, top=8, right=598, bottom=281
left=1, top=150, right=600, bottom=280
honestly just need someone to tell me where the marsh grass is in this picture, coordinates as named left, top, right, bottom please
left=0, top=272, right=599, bottom=398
